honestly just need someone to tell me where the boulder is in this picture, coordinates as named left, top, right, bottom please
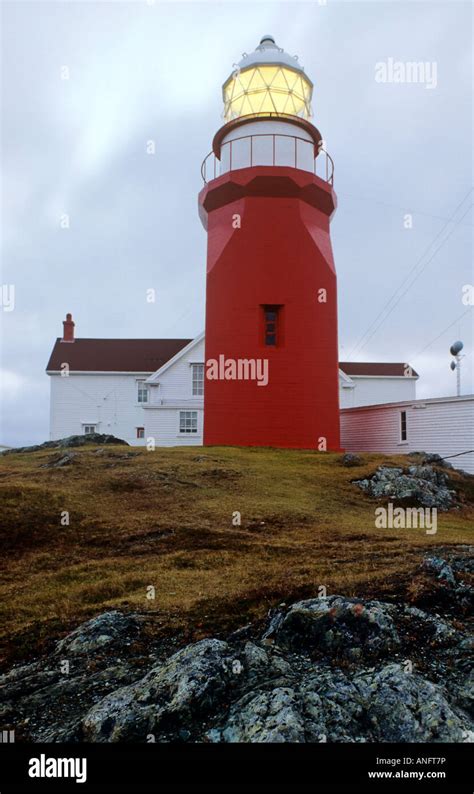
left=263, top=596, right=400, bottom=661
left=56, top=611, right=140, bottom=656
left=339, top=453, right=362, bottom=467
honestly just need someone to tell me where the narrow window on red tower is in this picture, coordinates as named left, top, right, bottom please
left=263, top=306, right=280, bottom=346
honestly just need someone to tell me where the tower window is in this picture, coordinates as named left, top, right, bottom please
left=400, top=411, right=407, bottom=441
left=136, top=427, right=145, bottom=439
left=263, top=305, right=280, bottom=346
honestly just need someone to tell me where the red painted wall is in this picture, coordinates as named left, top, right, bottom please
left=199, top=166, right=341, bottom=450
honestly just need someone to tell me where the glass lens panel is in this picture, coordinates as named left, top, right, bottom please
left=224, top=67, right=312, bottom=121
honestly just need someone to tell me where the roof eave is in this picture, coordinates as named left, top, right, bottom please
left=146, top=332, right=206, bottom=383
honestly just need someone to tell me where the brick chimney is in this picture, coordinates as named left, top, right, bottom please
left=62, top=313, right=75, bottom=342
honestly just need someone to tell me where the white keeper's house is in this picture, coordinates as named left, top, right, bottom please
left=46, top=314, right=473, bottom=473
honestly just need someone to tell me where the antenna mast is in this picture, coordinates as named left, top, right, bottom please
left=450, top=341, right=464, bottom=396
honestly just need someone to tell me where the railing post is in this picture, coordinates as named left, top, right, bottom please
left=250, top=135, right=253, bottom=168
left=230, top=140, right=232, bottom=172
left=273, top=134, right=275, bottom=166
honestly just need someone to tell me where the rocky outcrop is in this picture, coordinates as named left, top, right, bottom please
left=2, top=434, right=129, bottom=455
left=55, top=612, right=140, bottom=656
left=209, top=662, right=472, bottom=743
left=40, top=452, right=78, bottom=468
left=82, top=638, right=243, bottom=742
left=0, top=550, right=472, bottom=744
left=262, top=596, right=401, bottom=661
left=354, top=465, right=457, bottom=510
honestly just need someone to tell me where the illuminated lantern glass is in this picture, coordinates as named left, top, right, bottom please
left=222, top=37, right=313, bottom=123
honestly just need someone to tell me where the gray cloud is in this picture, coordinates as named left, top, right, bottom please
left=1, top=0, right=472, bottom=446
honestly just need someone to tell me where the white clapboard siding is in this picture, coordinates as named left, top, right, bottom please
left=148, top=337, right=205, bottom=403
left=142, top=336, right=205, bottom=446
left=49, top=374, right=151, bottom=445
left=340, top=395, right=474, bottom=474
left=339, top=376, right=417, bottom=408
left=143, top=407, right=204, bottom=447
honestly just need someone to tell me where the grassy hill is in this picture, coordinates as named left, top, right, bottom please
left=1, top=443, right=473, bottom=669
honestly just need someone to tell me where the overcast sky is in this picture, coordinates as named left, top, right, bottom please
left=1, top=0, right=472, bottom=446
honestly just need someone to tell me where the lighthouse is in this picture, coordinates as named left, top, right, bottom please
left=198, top=35, right=340, bottom=450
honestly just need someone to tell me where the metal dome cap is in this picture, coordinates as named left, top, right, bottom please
left=236, top=35, right=312, bottom=74
left=222, top=35, right=314, bottom=122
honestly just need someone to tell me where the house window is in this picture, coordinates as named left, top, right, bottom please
left=84, top=425, right=96, bottom=435
left=136, top=427, right=145, bottom=439
left=192, top=363, right=204, bottom=396
left=263, top=305, right=280, bottom=346
left=179, top=410, right=198, bottom=434
left=400, top=410, right=407, bottom=441
left=137, top=382, right=149, bottom=403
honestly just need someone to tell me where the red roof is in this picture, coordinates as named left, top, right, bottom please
left=46, top=338, right=192, bottom=373
left=46, top=339, right=418, bottom=378
left=339, top=362, right=418, bottom=377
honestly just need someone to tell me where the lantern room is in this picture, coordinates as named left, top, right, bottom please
left=222, top=35, right=313, bottom=121
left=201, top=35, right=333, bottom=185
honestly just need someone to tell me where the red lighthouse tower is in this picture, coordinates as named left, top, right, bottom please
left=199, top=35, right=340, bottom=450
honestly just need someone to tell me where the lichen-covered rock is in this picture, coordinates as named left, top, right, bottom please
left=240, top=641, right=292, bottom=682
left=400, top=606, right=459, bottom=646
left=422, top=557, right=457, bottom=586
left=340, top=453, right=362, bottom=467
left=264, top=596, right=400, bottom=661
left=354, top=664, right=471, bottom=742
left=0, top=656, right=140, bottom=743
left=410, top=552, right=474, bottom=612
left=209, top=687, right=307, bottom=743
left=209, top=663, right=473, bottom=743
left=41, top=452, right=78, bottom=468
left=447, top=667, right=474, bottom=719
left=81, top=639, right=238, bottom=742
left=208, top=666, right=366, bottom=744
left=354, top=465, right=457, bottom=510
left=55, top=611, right=139, bottom=656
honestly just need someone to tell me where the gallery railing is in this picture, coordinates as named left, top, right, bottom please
left=201, top=133, right=334, bottom=185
